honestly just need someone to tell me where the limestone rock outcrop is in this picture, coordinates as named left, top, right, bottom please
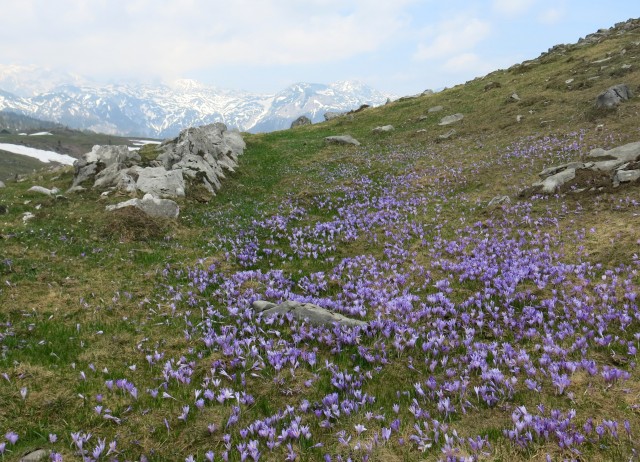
left=522, top=141, right=640, bottom=195
left=70, top=123, right=244, bottom=198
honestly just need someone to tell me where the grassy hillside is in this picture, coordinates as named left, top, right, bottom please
left=1, top=19, right=640, bottom=462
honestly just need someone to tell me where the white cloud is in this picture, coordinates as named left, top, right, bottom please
left=538, top=7, right=565, bottom=24
left=413, top=17, right=491, bottom=61
left=442, top=53, right=493, bottom=74
left=0, top=0, right=418, bottom=82
left=492, top=0, right=536, bottom=16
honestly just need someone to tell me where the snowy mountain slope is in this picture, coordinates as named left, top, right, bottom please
left=0, top=67, right=393, bottom=137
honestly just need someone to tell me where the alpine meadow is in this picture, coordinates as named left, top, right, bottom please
left=2, top=17, right=640, bottom=462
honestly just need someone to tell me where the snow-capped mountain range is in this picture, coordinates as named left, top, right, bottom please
left=0, top=65, right=393, bottom=138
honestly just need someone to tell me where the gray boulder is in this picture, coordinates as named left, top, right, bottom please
left=291, top=116, right=312, bottom=128
left=372, top=125, right=394, bottom=133
left=324, top=111, right=343, bottom=121
left=252, top=300, right=366, bottom=328
left=106, top=193, right=179, bottom=219
left=136, top=167, right=185, bottom=198
left=428, top=105, right=444, bottom=113
left=595, top=84, right=633, bottom=109
left=325, top=135, right=361, bottom=146
left=438, top=113, right=464, bottom=126
left=0, top=180, right=5, bottom=188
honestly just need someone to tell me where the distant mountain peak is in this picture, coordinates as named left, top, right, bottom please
left=0, top=65, right=393, bottom=137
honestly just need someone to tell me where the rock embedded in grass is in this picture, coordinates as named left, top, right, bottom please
left=27, top=185, right=59, bottom=196
left=252, top=300, right=367, bottom=327
left=324, top=135, right=361, bottom=146
left=372, top=125, right=394, bottom=133
left=525, top=141, right=640, bottom=194
left=106, top=193, right=180, bottom=219
left=19, top=449, right=49, bottom=462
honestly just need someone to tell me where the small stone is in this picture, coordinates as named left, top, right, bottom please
left=508, top=93, right=521, bottom=102
left=22, top=212, right=35, bottom=223
left=0, top=180, right=5, bottom=188
left=565, top=78, right=574, bottom=84
left=427, top=105, right=444, bottom=113
left=438, top=129, right=456, bottom=140
left=19, top=449, right=49, bottom=462
left=438, top=113, right=464, bottom=126
left=28, top=186, right=58, bottom=196
left=516, top=115, right=524, bottom=123
left=487, top=195, right=510, bottom=208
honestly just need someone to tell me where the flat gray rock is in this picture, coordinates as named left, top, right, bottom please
left=372, top=125, right=394, bottom=133
left=439, top=129, right=456, bottom=140
left=106, top=193, right=179, bottom=219
left=252, top=300, right=366, bottom=328
left=324, top=111, right=343, bottom=121
left=587, top=141, right=640, bottom=163
left=28, top=186, right=59, bottom=196
left=614, top=169, right=640, bottom=185
left=533, top=168, right=577, bottom=194
left=487, top=195, right=510, bottom=207
left=325, top=135, right=361, bottom=146
left=428, top=105, right=444, bottom=113
left=438, top=113, right=464, bottom=126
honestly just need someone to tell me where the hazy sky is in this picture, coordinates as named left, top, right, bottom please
left=0, top=0, right=637, bottom=95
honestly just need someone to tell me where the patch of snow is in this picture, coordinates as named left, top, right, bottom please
left=0, top=143, right=76, bottom=165
left=29, top=131, right=53, bottom=136
left=129, top=139, right=162, bottom=146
